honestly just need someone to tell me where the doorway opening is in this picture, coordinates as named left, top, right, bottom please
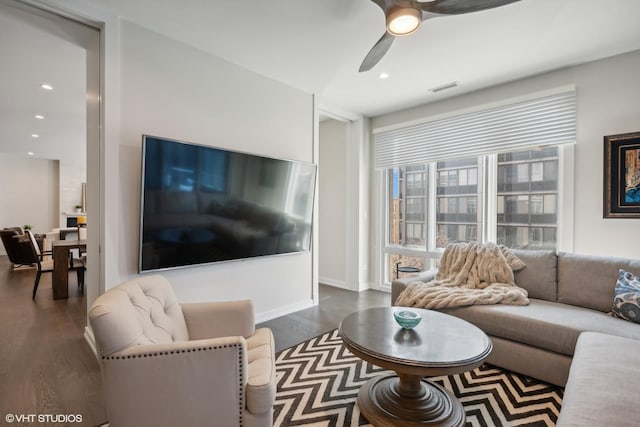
left=0, top=0, right=102, bottom=311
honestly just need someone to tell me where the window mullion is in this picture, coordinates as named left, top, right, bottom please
left=426, top=162, right=437, bottom=252
left=379, top=169, right=389, bottom=284
left=485, top=154, right=498, bottom=243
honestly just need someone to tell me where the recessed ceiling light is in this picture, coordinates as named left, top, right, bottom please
left=27, top=152, right=35, bottom=156
left=35, top=114, right=45, bottom=119
left=31, top=134, right=40, bottom=138
left=40, top=83, right=53, bottom=91
left=379, top=72, right=390, bottom=79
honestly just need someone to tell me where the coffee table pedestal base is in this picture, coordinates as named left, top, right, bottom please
left=358, top=374, right=465, bottom=427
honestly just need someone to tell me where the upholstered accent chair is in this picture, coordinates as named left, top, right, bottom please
left=0, top=227, right=44, bottom=268
left=88, top=275, right=276, bottom=427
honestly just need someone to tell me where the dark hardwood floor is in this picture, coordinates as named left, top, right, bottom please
left=0, top=254, right=389, bottom=425
left=0, top=255, right=104, bottom=426
left=257, top=284, right=390, bottom=352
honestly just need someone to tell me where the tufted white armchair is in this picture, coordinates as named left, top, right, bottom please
left=88, top=275, right=276, bottom=427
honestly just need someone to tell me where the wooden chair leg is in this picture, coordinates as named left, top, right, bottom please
left=32, top=265, right=42, bottom=300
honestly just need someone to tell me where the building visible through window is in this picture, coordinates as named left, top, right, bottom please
left=387, top=165, right=427, bottom=281
left=436, top=158, right=480, bottom=248
left=497, top=147, right=558, bottom=249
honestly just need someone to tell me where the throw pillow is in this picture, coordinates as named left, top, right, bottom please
left=612, top=269, right=640, bottom=323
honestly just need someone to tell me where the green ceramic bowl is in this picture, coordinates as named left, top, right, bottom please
left=394, top=310, right=422, bottom=329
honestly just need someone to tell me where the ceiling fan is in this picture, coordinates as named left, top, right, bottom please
left=360, top=0, right=522, bottom=72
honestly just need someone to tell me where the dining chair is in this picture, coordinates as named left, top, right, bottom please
left=25, top=230, right=54, bottom=299
left=29, top=230, right=85, bottom=299
left=59, top=228, right=86, bottom=292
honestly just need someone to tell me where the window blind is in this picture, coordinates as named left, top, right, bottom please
left=374, top=89, right=576, bottom=169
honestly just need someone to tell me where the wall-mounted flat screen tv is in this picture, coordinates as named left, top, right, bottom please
left=138, top=135, right=317, bottom=272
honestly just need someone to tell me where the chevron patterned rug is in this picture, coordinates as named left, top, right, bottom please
left=274, top=329, right=563, bottom=427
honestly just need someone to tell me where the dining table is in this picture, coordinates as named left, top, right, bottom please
left=51, top=239, right=87, bottom=299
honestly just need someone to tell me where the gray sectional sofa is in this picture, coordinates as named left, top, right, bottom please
left=391, top=250, right=640, bottom=427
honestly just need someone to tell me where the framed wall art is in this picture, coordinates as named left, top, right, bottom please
left=604, top=131, right=640, bottom=218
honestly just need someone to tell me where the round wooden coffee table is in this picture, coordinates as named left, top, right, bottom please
left=338, top=307, right=492, bottom=427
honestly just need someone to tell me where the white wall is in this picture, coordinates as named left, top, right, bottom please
left=0, top=154, right=58, bottom=254
left=0, top=153, right=85, bottom=255
left=318, top=119, right=347, bottom=288
left=117, top=21, right=315, bottom=320
left=58, top=157, right=86, bottom=226
left=371, top=49, right=640, bottom=259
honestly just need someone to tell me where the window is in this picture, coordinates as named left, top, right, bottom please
left=375, top=90, right=575, bottom=285
left=388, top=165, right=427, bottom=248
left=496, top=147, right=559, bottom=249
left=406, top=166, right=426, bottom=196
left=386, top=165, right=428, bottom=282
left=382, top=146, right=566, bottom=284
left=436, top=158, right=481, bottom=248
left=406, top=223, right=424, bottom=245
left=387, top=254, right=425, bottom=282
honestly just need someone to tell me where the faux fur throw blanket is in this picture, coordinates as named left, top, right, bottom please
left=395, top=242, right=529, bottom=309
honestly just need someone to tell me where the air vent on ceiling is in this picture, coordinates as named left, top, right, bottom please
left=429, top=81, right=459, bottom=93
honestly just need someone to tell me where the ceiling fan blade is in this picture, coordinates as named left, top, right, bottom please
left=359, top=31, right=395, bottom=72
left=418, top=0, right=521, bottom=15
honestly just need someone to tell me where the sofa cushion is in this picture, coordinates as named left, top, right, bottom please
left=511, top=249, right=557, bottom=301
left=557, top=252, right=640, bottom=313
left=557, top=332, right=640, bottom=427
left=442, top=298, right=640, bottom=357
left=612, top=269, right=640, bottom=323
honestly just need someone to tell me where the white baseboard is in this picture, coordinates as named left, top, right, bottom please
left=84, top=325, right=98, bottom=358
left=255, top=299, right=315, bottom=324
left=368, top=283, right=391, bottom=293
left=319, top=276, right=348, bottom=290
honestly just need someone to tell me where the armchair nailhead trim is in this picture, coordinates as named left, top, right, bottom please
left=102, top=342, right=246, bottom=426
left=239, top=348, right=243, bottom=426
left=101, top=343, right=241, bottom=360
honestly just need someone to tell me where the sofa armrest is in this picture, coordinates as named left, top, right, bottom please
left=391, top=268, right=437, bottom=305
left=181, top=299, right=255, bottom=340
left=101, top=336, right=248, bottom=427
left=245, top=328, right=277, bottom=415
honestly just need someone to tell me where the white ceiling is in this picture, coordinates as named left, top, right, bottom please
left=0, top=0, right=87, bottom=161
left=1, top=0, right=640, bottom=159
left=92, top=0, right=640, bottom=116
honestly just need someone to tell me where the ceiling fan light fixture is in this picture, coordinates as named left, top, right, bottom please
left=386, top=8, right=421, bottom=36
